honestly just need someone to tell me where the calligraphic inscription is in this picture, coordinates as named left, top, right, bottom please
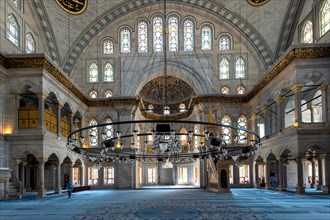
left=55, top=0, right=88, bottom=15
left=247, top=0, right=271, bottom=6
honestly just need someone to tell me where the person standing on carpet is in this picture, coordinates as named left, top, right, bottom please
left=67, top=182, right=75, bottom=198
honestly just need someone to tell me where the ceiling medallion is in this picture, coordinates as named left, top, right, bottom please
left=247, top=0, right=271, bottom=6
left=55, top=0, right=88, bottom=15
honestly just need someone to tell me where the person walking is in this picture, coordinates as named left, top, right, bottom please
left=67, top=182, right=74, bottom=198
left=270, top=176, right=278, bottom=190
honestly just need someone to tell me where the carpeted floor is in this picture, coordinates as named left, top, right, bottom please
left=72, top=199, right=271, bottom=220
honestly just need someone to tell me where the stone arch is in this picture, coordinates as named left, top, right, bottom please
left=58, top=0, right=274, bottom=74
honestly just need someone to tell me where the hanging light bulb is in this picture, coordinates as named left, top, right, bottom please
left=204, top=131, right=210, bottom=140
left=170, top=129, right=175, bottom=138
left=144, top=140, right=148, bottom=148
left=80, top=136, right=85, bottom=144
left=152, top=129, right=156, bottom=138
left=188, top=130, right=194, bottom=139
left=101, top=132, right=107, bottom=141
left=250, top=139, right=256, bottom=146
left=116, top=131, right=122, bottom=139
left=133, top=129, right=138, bottom=139
left=233, top=135, right=238, bottom=144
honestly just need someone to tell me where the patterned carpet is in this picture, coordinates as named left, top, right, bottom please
left=72, top=200, right=271, bottom=220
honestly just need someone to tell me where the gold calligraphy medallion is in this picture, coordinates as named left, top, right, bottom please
left=55, top=0, right=88, bottom=15
left=247, top=0, right=271, bottom=6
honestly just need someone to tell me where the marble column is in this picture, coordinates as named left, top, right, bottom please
left=56, top=104, right=62, bottom=138
left=291, top=85, right=303, bottom=126
left=37, top=93, right=46, bottom=130
left=278, top=160, right=286, bottom=191
left=26, top=164, right=31, bottom=191
left=69, top=165, right=74, bottom=184
left=37, top=160, right=46, bottom=198
left=322, top=156, right=330, bottom=194
left=254, top=163, right=259, bottom=188
left=265, top=163, right=270, bottom=189
left=275, top=96, right=284, bottom=132
left=14, top=94, right=21, bottom=133
left=21, top=162, right=26, bottom=193
left=317, top=158, right=323, bottom=190
left=296, top=157, right=305, bottom=194
left=55, top=162, right=62, bottom=194
left=311, top=160, right=316, bottom=188
left=319, top=85, right=328, bottom=124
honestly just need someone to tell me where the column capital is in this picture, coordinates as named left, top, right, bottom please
left=261, top=105, right=269, bottom=112
left=36, top=158, right=47, bottom=164
left=274, top=95, right=284, bottom=103
left=36, top=92, right=48, bottom=99
left=291, top=84, right=304, bottom=93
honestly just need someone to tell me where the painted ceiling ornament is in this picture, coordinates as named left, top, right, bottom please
left=55, top=0, right=88, bottom=15
left=247, top=0, right=271, bottom=6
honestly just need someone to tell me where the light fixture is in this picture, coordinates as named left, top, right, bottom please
left=133, top=129, right=138, bottom=138
left=116, top=131, right=121, bottom=139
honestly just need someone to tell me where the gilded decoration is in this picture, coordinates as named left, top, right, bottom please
left=55, top=0, right=88, bottom=15
left=139, top=76, right=195, bottom=105
left=247, top=0, right=271, bottom=6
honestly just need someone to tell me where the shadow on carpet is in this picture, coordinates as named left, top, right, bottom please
left=72, top=200, right=271, bottom=220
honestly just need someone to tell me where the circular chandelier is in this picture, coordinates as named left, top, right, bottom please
left=66, top=120, right=262, bottom=168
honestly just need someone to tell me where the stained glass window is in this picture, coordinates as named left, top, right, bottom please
left=302, top=20, right=313, bottom=43
left=320, top=0, right=330, bottom=36
left=221, top=86, right=230, bottom=95
left=168, top=16, right=179, bottom=52
left=153, top=17, right=163, bottom=52
left=89, top=90, right=97, bottom=99
left=148, top=104, right=154, bottom=113
left=6, top=14, right=19, bottom=47
left=25, top=32, right=36, bottom=53
left=88, top=63, right=98, bottom=82
left=103, top=39, right=113, bottom=54
left=105, top=118, right=113, bottom=139
left=138, top=21, right=148, bottom=53
left=184, top=20, right=194, bottom=51
left=235, top=57, right=246, bottom=79
left=104, top=63, right=114, bottom=82
left=219, top=58, right=230, bottom=79
left=219, top=34, right=231, bottom=50
left=105, top=90, right=112, bottom=98
left=120, top=29, right=131, bottom=53
left=237, top=115, right=247, bottom=144
left=89, top=118, right=98, bottom=146
left=179, top=103, right=186, bottom=112
left=221, top=115, right=232, bottom=144
left=237, top=86, right=246, bottom=95
left=201, top=26, right=212, bottom=50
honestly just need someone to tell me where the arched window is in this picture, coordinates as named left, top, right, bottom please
left=235, top=57, right=246, bottom=79
left=104, top=63, right=114, bottom=82
left=237, top=86, right=246, bottom=95
left=221, top=86, right=230, bottom=95
left=104, top=90, right=112, bottom=98
left=88, top=63, right=98, bottom=82
left=302, top=20, right=313, bottom=43
left=183, top=19, right=194, bottom=51
left=89, top=118, right=98, bottom=147
left=137, top=21, right=148, bottom=53
left=148, top=104, right=154, bottom=113
left=179, top=103, right=186, bottom=112
left=25, top=32, right=36, bottom=53
left=221, top=115, right=232, bottom=144
left=237, top=115, right=247, bottom=144
left=301, top=100, right=311, bottom=123
left=6, top=14, right=19, bottom=47
left=120, top=29, right=131, bottom=53
left=163, top=106, right=170, bottom=115
left=103, top=39, right=114, bottom=54
left=89, top=90, right=97, bottom=99
left=312, top=90, right=323, bottom=122
left=284, top=97, right=295, bottom=127
left=219, top=58, right=230, bottom=79
left=320, top=0, right=330, bottom=36
left=104, top=118, right=113, bottom=139
left=168, top=16, right=179, bottom=52
left=153, top=16, right=163, bottom=52
left=219, top=34, right=231, bottom=50
left=201, top=26, right=212, bottom=50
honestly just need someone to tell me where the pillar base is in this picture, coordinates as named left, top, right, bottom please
left=278, top=185, right=287, bottom=191
left=37, top=188, right=47, bottom=198
left=322, top=185, right=330, bottom=194
left=317, top=185, right=322, bottom=190
left=295, top=185, right=305, bottom=194
left=55, top=186, right=62, bottom=194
